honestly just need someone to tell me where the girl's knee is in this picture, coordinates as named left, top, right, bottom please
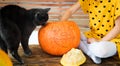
left=88, top=41, right=117, bottom=58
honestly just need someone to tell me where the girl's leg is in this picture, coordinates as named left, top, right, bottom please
left=88, top=41, right=117, bottom=58
left=79, top=32, right=101, bottom=64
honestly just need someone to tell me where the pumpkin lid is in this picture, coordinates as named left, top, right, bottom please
left=60, top=48, right=86, bottom=66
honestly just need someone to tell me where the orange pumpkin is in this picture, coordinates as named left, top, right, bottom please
left=38, top=21, right=80, bottom=55
left=0, top=50, right=13, bottom=66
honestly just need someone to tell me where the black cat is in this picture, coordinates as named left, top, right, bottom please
left=0, top=5, right=50, bottom=64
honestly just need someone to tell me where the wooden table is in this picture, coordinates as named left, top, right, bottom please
left=13, top=45, right=120, bottom=66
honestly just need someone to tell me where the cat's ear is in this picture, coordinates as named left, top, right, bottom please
left=44, top=8, right=50, bottom=13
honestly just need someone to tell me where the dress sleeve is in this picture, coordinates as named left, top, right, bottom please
left=78, top=0, right=89, bottom=14
left=114, top=0, right=120, bottom=20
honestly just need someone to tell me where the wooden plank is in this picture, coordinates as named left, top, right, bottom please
left=0, top=0, right=76, bottom=7
left=14, top=45, right=120, bottom=66
left=0, top=0, right=77, bottom=2
left=0, top=3, right=74, bottom=7
left=49, top=15, right=88, bottom=19
left=0, top=0, right=89, bottom=30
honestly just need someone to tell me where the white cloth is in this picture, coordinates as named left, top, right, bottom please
left=78, top=32, right=117, bottom=64
left=88, top=41, right=117, bottom=58
left=79, top=32, right=117, bottom=58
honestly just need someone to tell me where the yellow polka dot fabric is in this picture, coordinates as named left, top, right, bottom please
left=79, top=0, right=120, bottom=58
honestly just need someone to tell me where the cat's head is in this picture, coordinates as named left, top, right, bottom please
left=29, top=8, right=50, bottom=26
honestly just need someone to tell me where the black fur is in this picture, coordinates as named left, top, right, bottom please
left=0, top=5, right=50, bottom=64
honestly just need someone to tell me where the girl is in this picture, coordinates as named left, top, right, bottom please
left=61, top=0, right=120, bottom=64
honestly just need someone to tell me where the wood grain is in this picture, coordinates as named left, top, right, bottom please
left=0, top=0, right=77, bottom=2
left=1, top=0, right=120, bottom=66
left=12, top=45, right=120, bottom=66
left=0, top=0, right=89, bottom=28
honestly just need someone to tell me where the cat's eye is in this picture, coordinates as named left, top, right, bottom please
left=35, top=12, right=40, bottom=18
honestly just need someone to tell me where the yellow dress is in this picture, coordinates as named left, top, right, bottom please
left=79, top=0, right=120, bottom=58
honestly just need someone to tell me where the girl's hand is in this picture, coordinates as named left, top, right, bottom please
left=60, top=2, right=81, bottom=21
left=87, top=38, right=99, bottom=44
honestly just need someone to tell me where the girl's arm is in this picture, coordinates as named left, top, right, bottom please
left=88, top=16, right=120, bottom=43
left=101, top=16, right=120, bottom=41
left=60, top=2, right=81, bottom=21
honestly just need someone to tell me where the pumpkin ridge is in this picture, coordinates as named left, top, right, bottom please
left=0, top=50, right=13, bottom=66
left=38, top=21, right=80, bottom=55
